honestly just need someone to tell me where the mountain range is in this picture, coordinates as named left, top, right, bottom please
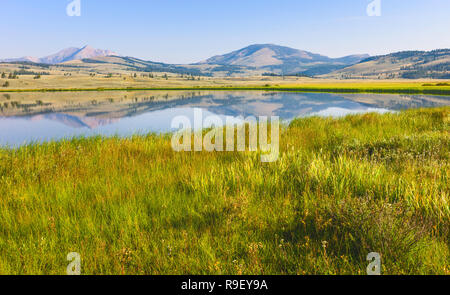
left=1, top=44, right=449, bottom=78
left=200, top=44, right=369, bottom=75
left=323, top=49, right=450, bottom=79
left=0, top=45, right=117, bottom=64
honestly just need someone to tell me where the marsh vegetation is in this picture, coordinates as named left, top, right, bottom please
left=0, top=107, right=448, bottom=274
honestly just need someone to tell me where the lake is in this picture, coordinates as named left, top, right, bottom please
left=0, top=91, right=449, bottom=147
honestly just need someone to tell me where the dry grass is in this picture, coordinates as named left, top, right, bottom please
left=0, top=74, right=449, bottom=94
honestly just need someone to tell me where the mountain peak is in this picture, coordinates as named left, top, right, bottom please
left=0, top=46, right=118, bottom=64
left=202, top=44, right=368, bottom=74
left=80, top=45, right=93, bottom=50
left=67, top=46, right=118, bottom=62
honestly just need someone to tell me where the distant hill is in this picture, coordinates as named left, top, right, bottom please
left=0, top=54, right=257, bottom=77
left=68, top=55, right=211, bottom=76
left=323, top=49, right=450, bottom=79
left=200, top=44, right=369, bottom=75
left=0, top=45, right=118, bottom=64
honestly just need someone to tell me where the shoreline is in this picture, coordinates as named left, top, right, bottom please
left=1, top=86, right=450, bottom=95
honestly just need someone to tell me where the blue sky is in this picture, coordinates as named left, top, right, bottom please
left=1, top=0, right=449, bottom=63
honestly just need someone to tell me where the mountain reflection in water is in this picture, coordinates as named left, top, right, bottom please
left=0, top=91, right=448, bottom=146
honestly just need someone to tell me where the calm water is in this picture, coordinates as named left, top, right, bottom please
left=0, top=91, right=448, bottom=147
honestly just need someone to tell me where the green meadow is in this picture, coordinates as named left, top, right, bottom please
left=1, top=85, right=450, bottom=95
left=0, top=107, right=448, bottom=275
left=1, top=80, right=450, bottom=95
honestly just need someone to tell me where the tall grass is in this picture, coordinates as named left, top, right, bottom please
left=0, top=107, right=448, bottom=274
